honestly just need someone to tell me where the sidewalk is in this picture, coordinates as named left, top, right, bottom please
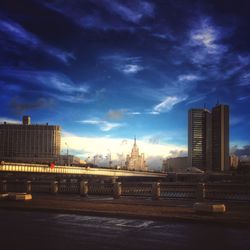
left=0, top=194, right=250, bottom=228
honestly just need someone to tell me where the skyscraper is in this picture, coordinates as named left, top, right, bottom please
left=125, top=137, right=147, bottom=171
left=188, top=104, right=229, bottom=172
left=212, top=104, right=229, bottom=171
left=188, top=109, right=211, bottom=171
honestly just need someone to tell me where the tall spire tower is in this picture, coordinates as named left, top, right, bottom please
left=125, top=137, right=147, bottom=171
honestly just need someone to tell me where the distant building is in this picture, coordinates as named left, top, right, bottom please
left=188, top=109, right=211, bottom=171
left=0, top=116, right=61, bottom=163
left=238, top=160, right=250, bottom=175
left=58, top=155, right=83, bottom=165
left=162, top=157, right=188, bottom=173
left=229, top=154, right=239, bottom=169
left=125, top=137, right=147, bottom=171
left=188, top=104, right=230, bottom=172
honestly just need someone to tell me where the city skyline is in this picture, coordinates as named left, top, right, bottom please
left=1, top=0, right=250, bottom=167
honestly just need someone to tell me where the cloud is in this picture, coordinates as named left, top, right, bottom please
left=189, top=17, right=229, bottom=55
left=41, top=0, right=153, bottom=32
left=61, top=132, right=187, bottom=169
left=0, top=19, right=74, bottom=64
left=238, top=72, right=250, bottom=86
left=230, top=116, right=245, bottom=126
left=237, top=95, right=250, bottom=101
left=153, top=96, right=187, bottom=113
left=152, top=32, right=175, bottom=41
left=233, top=145, right=250, bottom=157
left=10, top=97, right=54, bottom=115
left=100, top=54, right=143, bottom=74
left=106, top=109, right=126, bottom=121
left=127, top=111, right=141, bottom=115
left=79, top=118, right=124, bottom=131
left=97, top=0, right=155, bottom=24
left=0, top=117, right=20, bottom=124
left=168, top=150, right=187, bottom=158
left=185, top=96, right=206, bottom=105
left=106, top=109, right=142, bottom=121
left=178, top=74, right=202, bottom=81
left=0, top=68, right=90, bottom=103
left=120, top=64, right=143, bottom=74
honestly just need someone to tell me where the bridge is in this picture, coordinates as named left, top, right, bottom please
left=0, top=162, right=166, bottom=180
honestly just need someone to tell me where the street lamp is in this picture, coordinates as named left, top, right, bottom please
left=65, top=142, right=69, bottom=166
left=107, top=149, right=112, bottom=168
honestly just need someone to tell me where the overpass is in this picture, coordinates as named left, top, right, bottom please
left=0, top=162, right=166, bottom=179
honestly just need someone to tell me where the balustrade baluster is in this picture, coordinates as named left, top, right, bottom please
left=80, top=180, right=88, bottom=197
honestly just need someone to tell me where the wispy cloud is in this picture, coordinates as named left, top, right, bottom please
left=0, top=68, right=91, bottom=103
left=185, top=96, right=206, bottom=105
left=189, top=17, right=229, bottom=55
left=106, top=109, right=126, bottom=121
left=178, top=74, right=202, bottom=81
left=0, top=19, right=74, bottom=64
left=153, top=96, right=187, bottom=113
left=97, top=0, right=155, bottom=24
left=238, top=72, right=250, bottom=86
left=41, top=0, right=154, bottom=32
left=120, top=64, right=143, bottom=74
left=100, top=54, right=144, bottom=74
left=10, top=97, right=54, bottom=114
left=230, top=116, right=245, bottom=126
left=106, top=109, right=142, bottom=121
left=237, top=95, right=250, bottom=101
left=79, top=118, right=124, bottom=131
left=0, top=117, right=20, bottom=124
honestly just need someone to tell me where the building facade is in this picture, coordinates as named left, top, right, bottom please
left=229, top=154, right=239, bottom=170
left=188, top=109, right=211, bottom=171
left=125, top=137, right=147, bottom=171
left=188, top=104, right=229, bottom=172
left=0, top=116, right=61, bottom=163
left=212, top=104, right=229, bottom=171
left=162, top=157, right=188, bottom=173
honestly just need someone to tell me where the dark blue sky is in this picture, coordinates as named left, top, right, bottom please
left=0, top=0, right=250, bottom=164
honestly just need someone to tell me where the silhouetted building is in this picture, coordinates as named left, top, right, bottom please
left=188, top=109, right=211, bottom=171
left=212, top=104, right=229, bottom=171
left=125, top=137, right=147, bottom=171
left=0, top=116, right=61, bottom=163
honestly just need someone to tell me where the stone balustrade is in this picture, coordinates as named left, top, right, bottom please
left=0, top=179, right=249, bottom=201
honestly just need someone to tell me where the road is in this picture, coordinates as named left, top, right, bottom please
left=0, top=210, right=249, bottom=250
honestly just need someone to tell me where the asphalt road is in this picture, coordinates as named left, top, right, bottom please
left=0, top=210, right=250, bottom=250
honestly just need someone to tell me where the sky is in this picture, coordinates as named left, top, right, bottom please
left=0, top=0, right=250, bottom=168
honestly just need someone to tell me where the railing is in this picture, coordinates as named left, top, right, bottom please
left=122, top=182, right=152, bottom=197
left=161, top=183, right=197, bottom=199
left=88, top=183, right=113, bottom=195
left=58, top=181, right=80, bottom=194
left=0, top=180, right=250, bottom=202
left=205, top=183, right=250, bottom=202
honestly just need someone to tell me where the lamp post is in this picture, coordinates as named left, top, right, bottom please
left=107, top=149, right=112, bottom=168
left=65, top=142, right=69, bottom=166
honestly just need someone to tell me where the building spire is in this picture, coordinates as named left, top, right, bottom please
left=216, top=97, right=220, bottom=106
left=134, top=135, right=136, bottom=146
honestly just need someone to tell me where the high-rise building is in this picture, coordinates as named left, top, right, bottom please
left=188, top=104, right=229, bottom=172
left=212, top=104, right=229, bottom=171
left=125, top=137, right=147, bottom=171
left=188, top=109, right=211, bottom=171
left=0, top=116, right=61, bottom=163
